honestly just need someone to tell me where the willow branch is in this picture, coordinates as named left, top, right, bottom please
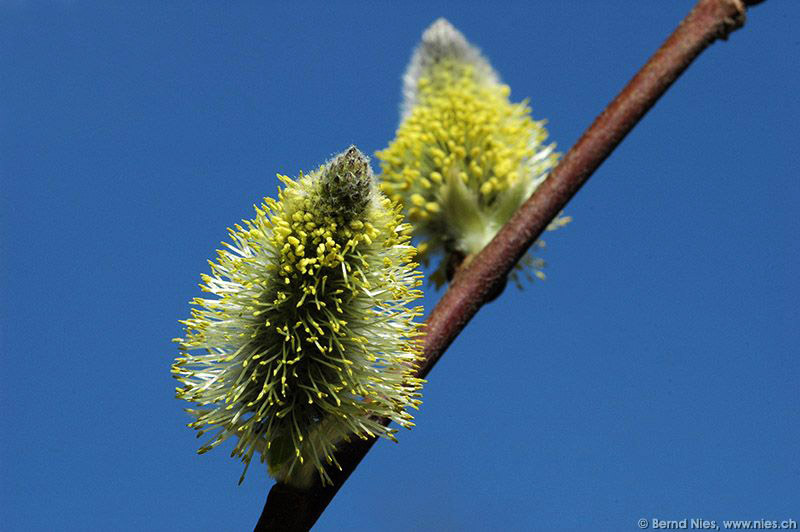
left=255, top=0, right=761, bottom=529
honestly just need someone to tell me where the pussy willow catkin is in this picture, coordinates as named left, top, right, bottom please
left=173, top=146, right=424, bottom=487
left=377, top=19, right=569, bottom=286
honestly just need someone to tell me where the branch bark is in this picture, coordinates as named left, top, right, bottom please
left=255, top=0, right=760, bottom=529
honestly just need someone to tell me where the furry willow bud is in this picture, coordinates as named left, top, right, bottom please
left=377, top=18, right=569, bottom=286
left=172, top=146, right=424, bottom=487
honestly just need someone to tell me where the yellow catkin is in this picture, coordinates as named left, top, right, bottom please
left=376, top=18, right=565, bottom=286
left=173, top=147, right=425, bottom=488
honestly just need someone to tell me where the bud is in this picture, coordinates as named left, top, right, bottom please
left=378, top=18, right=569, bottom=286
left=173, top=146, right=424, bottom=487
left=317, top=145, right=374, bottom=220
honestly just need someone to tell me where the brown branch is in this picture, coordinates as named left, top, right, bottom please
left=255, top=0, right=760, bottom=529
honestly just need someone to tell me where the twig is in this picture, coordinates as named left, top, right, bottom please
left=255, top=1, right=760, bottom=529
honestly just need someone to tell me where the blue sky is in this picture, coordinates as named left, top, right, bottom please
left=2, top=2, right=798, bottom=531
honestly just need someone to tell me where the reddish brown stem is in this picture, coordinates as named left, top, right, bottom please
left=255, top=1, right=757, bottom=529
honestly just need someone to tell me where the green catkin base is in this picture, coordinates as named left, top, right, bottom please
left=173, top=147, right=424, bottom=487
